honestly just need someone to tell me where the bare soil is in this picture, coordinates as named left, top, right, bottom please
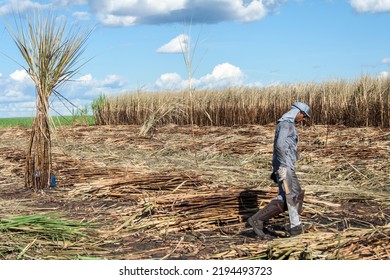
left=0, top=124, right=389, bottom=259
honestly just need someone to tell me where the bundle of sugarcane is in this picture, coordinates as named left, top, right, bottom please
left=95, top=184, right=277, bottom=237
left=7, top=10, right=92, bottom=191
left=68, top=171, right=209, bottom=200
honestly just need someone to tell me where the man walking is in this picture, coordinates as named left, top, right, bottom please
left=248, top=102, right=310, bottom=238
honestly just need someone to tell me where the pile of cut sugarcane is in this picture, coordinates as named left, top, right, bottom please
left=66, top=170, right=389, bottom=259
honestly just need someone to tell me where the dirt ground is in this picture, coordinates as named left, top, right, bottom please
left=0, top=124, right=389, bottom=259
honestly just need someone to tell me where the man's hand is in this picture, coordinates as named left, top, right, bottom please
left=277, top=167, right=287, bottom=182
left=270, top=172, right=277, bottom=183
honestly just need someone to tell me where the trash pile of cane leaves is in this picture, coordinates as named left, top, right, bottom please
left=0, top=124, right=389, bottom=260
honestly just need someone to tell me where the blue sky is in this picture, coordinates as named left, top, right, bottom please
left=0, top=0, right=390, bottom=118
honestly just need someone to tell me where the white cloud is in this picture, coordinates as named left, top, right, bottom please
left=0, top=88, right=31, bottom=102
left=379, top=71, right=390, bottom=79
left=0, top=101, right=36, bottom=118
left=156, top=73, right=187, bottom=90
left=349, top=0, right=390, bottom=13
left=10, top=69, right=31, bottom=82
left=0, top=0, right=88, bottom=21
left=0, top=0, right=283, bottom=25
left=0, top=71, right=128, bottom=117
left=75, top=73, right=125, bottom=88
left=89, top=0, right=186, bottom=18
left=101, top=74, right=127, bottom=88
left=88, top=0, right=284, bottom=26
left=66, top=73, right=128, bottom=97
left=73, top=11, right=91, bottom=21
left=197, top=63, right=246, bottom=87
left=0, top=0, right=50, bottom=15
left=381, top=58, right=390, bottom=64
left=235, top=0, right=268, bottom=22
left=155, top=62, right=246, bottom=90
left=77, top=74, right=93, bottom=82
left=157, top=34, right=189, bottom=53
left=54, top=0, right=87, bottom=6
left=97, top=14, right=137, bottom=27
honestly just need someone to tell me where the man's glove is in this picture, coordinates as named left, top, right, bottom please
left=277, top=167, right=287, bottom=182
left=270, top=172, right=277, bottom=183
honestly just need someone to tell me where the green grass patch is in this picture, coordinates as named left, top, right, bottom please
left=0, top=213, right=91, bottom=240
left=0, top=213, right=95, bottom=259
left=0, top=117, right=34, bottom=127
left=0, top=116, right=95, bottom=127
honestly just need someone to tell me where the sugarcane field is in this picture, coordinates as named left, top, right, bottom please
left=0, top=7, right=389, bottom=263
left=1, top=115, right=389, bottom=260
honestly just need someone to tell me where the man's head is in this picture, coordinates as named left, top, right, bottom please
left=292, top=102, right=310, bottom=123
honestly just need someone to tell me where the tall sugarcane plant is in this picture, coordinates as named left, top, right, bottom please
left=7, top=10, right=92, bottom=191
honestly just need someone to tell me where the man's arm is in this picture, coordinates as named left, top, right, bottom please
left=274, top=122, right=290, bottom=168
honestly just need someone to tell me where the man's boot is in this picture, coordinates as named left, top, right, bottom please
left=289, top=224, right=303, bottom=236
left=247, top=199, right=284, bottom=238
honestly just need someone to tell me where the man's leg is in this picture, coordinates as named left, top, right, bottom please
left=248, top=196, right=285, bottom=238
left=279, top=168, right=304, bottom=236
